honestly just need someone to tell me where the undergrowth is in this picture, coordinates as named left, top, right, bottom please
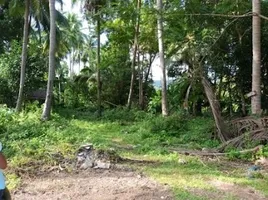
left=1, top=106, right=268, bottom=198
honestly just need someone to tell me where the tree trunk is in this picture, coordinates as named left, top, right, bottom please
left=138, top=52, right=144, bottom=109
left=240, top=90, right=247, bottom=116
left=127, top=0, right=141, bottom=109
left=16, top=0, right=30, bottom=112
left=202, top=76, right=229, bottom=142
left=96, top=16, right=102, bottom=117
left=41, top=0, right=56, bottom=120
left=251, top=0, right=261, bottom=115
left=144, top=54, right=155, bottom=83
left=157, top=0, right=168, bottom=116
left=217, top=75, right=223, bottom=100
left=183, top=84, right=192, bottom=113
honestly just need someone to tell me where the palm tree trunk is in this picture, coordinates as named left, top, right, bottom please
left=127, top=0, right=141, bottom=109
left=157, top=0, right=168, bottom=116
left=202, top=76, right=229, bottom=142
left=41, top=0, right=56, bottom=120
left=16, top=0, right=30, bottom=112
left=251, top=0, right=261, bottom=115
left=96, top=16, right=102, bottom=117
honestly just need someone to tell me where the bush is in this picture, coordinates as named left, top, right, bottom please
left=150, top=114, right=188, bottom=136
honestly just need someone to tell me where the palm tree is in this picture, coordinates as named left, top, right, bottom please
left=62, top=13, right=87, bottom=76
left=15, top=0, right=30, bottom=112
left=251, top=0, right=261, bottom=115
left=83, top=0, right=107, bottom=116
left=41, top=0, right=56, bottom=120
left=156, top=0, right=168, bottom=116
left=11, top=0, right=66, bottom=112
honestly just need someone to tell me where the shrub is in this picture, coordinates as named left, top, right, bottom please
left=150, top=114, right=188, bottom=136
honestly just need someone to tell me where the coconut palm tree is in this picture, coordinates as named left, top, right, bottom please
left=16, top=0, right=30, bottom=112
left=11, top=0, right=65, bottom=112
left=41, top=0, right=56, bottom=120
left=85, top=0, right=107, bottom=116
left=156, top=0, right=168, bottom=116
left=72, top=0, right=107, bottom=116
left=64, top=13, right=87, bottom=75
left=251, top=0, right=261, bottom=115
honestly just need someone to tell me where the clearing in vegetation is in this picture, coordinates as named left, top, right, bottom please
left=1, top=107, right=268, bottom=200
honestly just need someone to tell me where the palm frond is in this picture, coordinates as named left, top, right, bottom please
left=8, top=0, right=24, bottom=17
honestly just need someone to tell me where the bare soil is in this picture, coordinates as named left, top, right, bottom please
left=208, top=180, right=267, bottom=200
left=189, top=179, right=268, bottom=200
left=12, top=168, right=173, bottom=200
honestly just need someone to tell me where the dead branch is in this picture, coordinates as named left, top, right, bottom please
left=169, top=145, right=263, bottom=157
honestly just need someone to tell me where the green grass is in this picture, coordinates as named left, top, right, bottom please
left=1, top=107, right=268, bottom=199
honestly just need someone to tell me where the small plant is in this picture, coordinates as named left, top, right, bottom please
left=256, top=145, right=268, bottom=159
left=148, top=90, right=161, bottom=114
left=227, top=149, right=241, bottom=160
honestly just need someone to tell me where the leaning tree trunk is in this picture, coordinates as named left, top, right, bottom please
left=127, top=0, right=141, bottom=109
left=41, top=0, right=56, bottom=120
left=202, top=76, right=230, bottom=142
left=16, top=0, right=30, bottom=112
left=157, top=0, right=168, bottom=116
left=251, top=0, right=261, bottom=115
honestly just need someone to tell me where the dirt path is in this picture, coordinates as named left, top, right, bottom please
left=11, top=164, right=268, bottom=200
left=12, top=168, right=173, bottom=200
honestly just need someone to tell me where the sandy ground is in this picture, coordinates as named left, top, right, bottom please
left=12, top=168, right=173, bottom=200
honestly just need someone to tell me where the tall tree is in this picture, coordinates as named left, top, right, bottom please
left=83, top=0, right=107, bottom=116
left=251, top=0, right=261, bottom=115
left=41, top=0, right=56, bottom=120
left=15, top=0, right=30, bottom=112
left=156, top=0, right=168, bottom=116
left=96, top=9, right=101, bottom=116
left=127, top=0, right=141, bottom=109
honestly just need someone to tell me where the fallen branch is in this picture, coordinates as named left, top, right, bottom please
left=104, top=100, right=119, bottom=107
left=169, top=145, right=263, bottom=157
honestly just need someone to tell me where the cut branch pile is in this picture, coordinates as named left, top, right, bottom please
left=218, top=117, right=268, bottom=152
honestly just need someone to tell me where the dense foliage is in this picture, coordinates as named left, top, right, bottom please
left=0, top=0, right=266, bottom=116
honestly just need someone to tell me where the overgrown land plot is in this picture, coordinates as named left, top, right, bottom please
left=1, top=0, right=268, bottom=199
left=0, top=108, right=267, bottom=200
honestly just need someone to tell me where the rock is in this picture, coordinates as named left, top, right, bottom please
left=94, top=160, right=111, bottom=169
left=76, top=144, right=121, bottom=170
left=77, top=144, right=95, bottom=169
left=178, top=158, right=187, bottom=164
